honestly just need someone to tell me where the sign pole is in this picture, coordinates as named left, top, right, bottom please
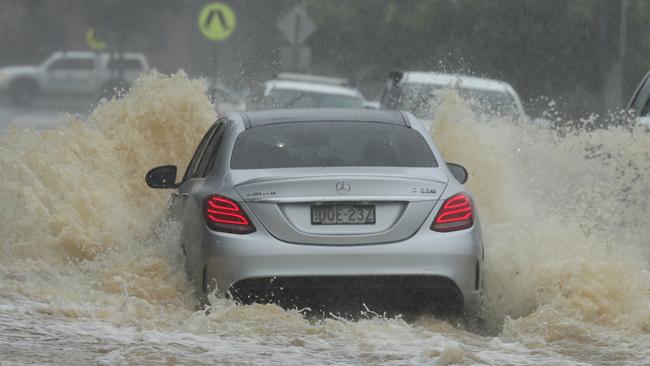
left=292, top=12, right=301, bottom=70
left=277, top=5, right=316, bottom=72
left=197, top=2, right=237, bottom=101
left=212, top=43, right=218, bottom=91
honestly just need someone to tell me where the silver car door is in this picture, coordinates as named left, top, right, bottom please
left=169, top=123, right=219, bottom=222
left=178, top=121, right=226, bottom=284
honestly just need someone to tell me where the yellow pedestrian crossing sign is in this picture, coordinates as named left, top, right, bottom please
left=86, top=28, right=107, bottom=50
left=198, top=2, right=236, bottom=41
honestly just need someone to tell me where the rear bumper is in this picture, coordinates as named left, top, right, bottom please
left=196, top=222, right=483, bottom=314
left=230, top=275, right=465, bottom=315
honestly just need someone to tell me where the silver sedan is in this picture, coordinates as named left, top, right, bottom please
left=146, top=109, right=484, bottom=316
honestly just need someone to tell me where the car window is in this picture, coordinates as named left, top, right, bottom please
left=183, top=123, right=219, bottom=181
left=195, top=122, right=225, bottom=177
left=108, top=58, right=144, bottom=71
left=48, top=58, right=95, bottom=71
left=231, top=121, right=437, bottom=169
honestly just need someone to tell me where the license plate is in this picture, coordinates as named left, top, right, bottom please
left=311, top=205, right=376, bottom=225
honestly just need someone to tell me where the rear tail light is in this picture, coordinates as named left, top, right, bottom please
left=431, top=193, right=474, bottom=232
left=204, top=194, right=256, bottom=234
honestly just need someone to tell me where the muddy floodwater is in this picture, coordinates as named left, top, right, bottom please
left=1, top=72, right=649, bottom=365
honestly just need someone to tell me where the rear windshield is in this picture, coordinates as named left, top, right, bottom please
left=231, top=122, right=437, bottom=169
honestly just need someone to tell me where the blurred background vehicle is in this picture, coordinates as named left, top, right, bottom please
left=206, top=81, right=247, bottom=113
left=380, top=71, right=526, bottom=123
left=0, top=51, right=149, bottom=106
left=256, top=73, right=370, bottom=110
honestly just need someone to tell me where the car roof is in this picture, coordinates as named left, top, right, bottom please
left=265, top=79, right=363, bottom=98
left=399, top=71, right=512, bottom=93
left=238, top=108, right=409, bottom=128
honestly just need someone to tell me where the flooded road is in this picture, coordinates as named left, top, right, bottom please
left=1, top=72, right=649, bottom=365
left=0, top=95, right=94, bottom=131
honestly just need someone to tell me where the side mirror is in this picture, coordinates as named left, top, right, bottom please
left=146, top=165, right=179, bottom=189
left=447, top=162, right=468, bottom=184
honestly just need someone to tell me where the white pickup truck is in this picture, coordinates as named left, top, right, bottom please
left=0, top=51, right=149, bottom=106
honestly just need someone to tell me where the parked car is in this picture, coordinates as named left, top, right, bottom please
left=259, top=73, right=372, bottom=110
left=206, top=82, right=247, bottom=113
left=145, top=108, right=484, bottom=316
left=628, top=71, right=650, bottom=125
left=380, top=71, right=526, bottom=123
left=0, top=51, right=149, bottom=105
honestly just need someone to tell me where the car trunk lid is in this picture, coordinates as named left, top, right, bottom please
left=233, top=168, right=447, bottom=245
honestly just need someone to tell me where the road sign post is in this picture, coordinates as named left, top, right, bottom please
left=277, top=5, right=316, bottom=71
left=198, top=2, right=237, bottom=96
left=198, top=2, right=236, bottom=42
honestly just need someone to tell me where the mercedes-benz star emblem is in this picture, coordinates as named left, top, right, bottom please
left=336, top=181, right=351, bottom=194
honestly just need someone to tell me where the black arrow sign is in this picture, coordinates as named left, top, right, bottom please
left=204, top=9, right=229, bottom=31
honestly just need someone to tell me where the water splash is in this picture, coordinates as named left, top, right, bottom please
left=431, top=89, right=650, bottom=352
left=0, top=71, right=214, bottom=326
left=1, top=72, right=649, bottom=365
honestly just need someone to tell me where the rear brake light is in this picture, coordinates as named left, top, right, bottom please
left=204, top=194, right=256, bottom=234
left=431, top=193, right=473, bottom=232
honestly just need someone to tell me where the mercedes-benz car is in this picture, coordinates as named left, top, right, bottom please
left=146, top=109, right=484, bottom=316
